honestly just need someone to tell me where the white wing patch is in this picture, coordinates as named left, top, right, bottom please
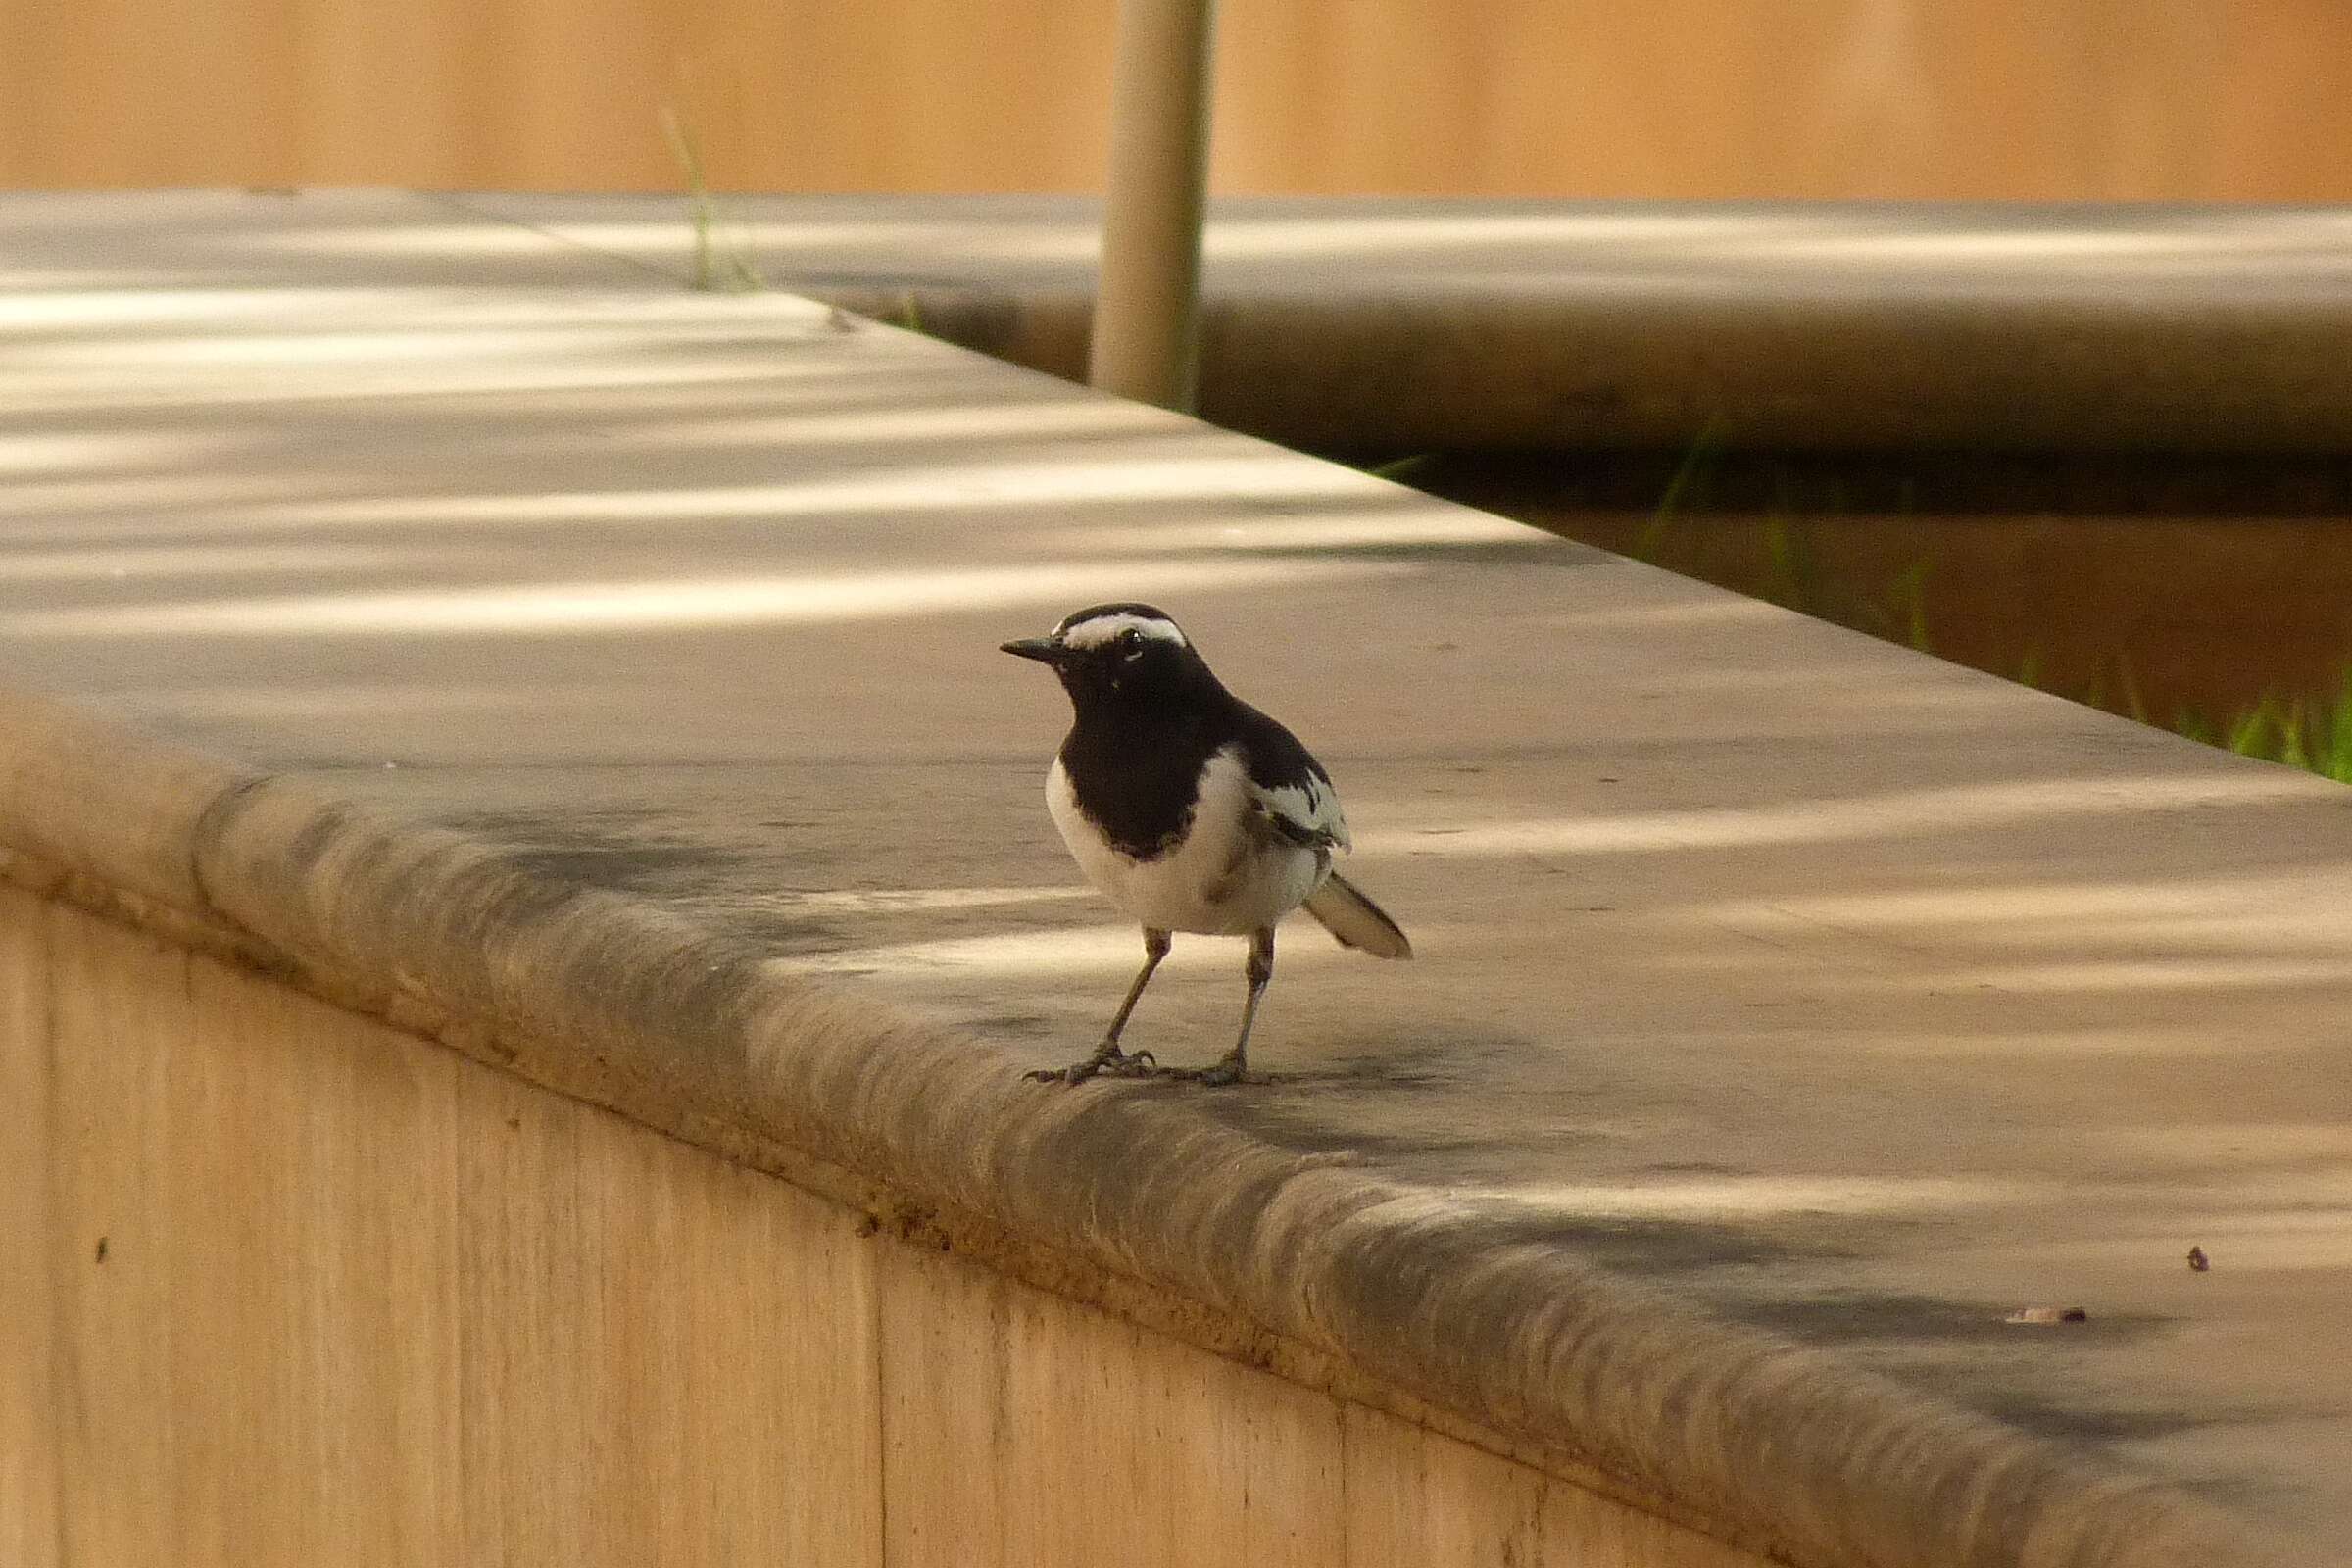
left=1251, top=768, right=1351, bottom=853
left=1056, top=611, right=1189, bottom=651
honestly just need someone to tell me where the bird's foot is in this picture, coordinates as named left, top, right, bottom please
left=1026, top=1042, right=1157, bottom=1085
left=1165, top=1054, right=1250, bottom=1087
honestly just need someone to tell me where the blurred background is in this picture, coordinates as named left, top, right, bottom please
left=4, top=0, right=2346, bottom=198
left=6, top=0, right=2349, bottom=757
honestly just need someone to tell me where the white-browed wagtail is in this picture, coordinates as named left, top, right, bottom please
left=1002, top=603, right=1411, bottom=1085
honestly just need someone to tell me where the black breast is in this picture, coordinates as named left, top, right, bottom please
left=1059, top=707, right=1225, bottom=860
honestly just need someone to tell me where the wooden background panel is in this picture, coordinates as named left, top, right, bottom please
left=38, top=905, right=466, bottom=1567
left=32, top=896, right=886, bottom=1568
left=3, top=0, right=2348, bottom=198
left=1154, top=1340, right=1349, bottom=1562
left=1337, top=1405, right=1777, bottom=1568
left=0, top=886, right=59, bottom=1568
left=447, top=1071, right=603, bottom=1563
left=879, top=1235, right=1777, bottom=1568
left=995, top=1275, right=1188, bottom=1565
left=1214, top=0, right=2351, bottom=201
left=447, top=1023, right=888, bottom=1565
left=884, top=1228, right=1355, bottom=1568
left=877, top=1241, right=1012, bottom=1568
left=163, top=957, right=466, bottom=1567
left=1022, top=1284, right=1348, bottom=1565
left=43, top=909, right=187, bottom=1566
left=1541, top=1476, right=1785, bottom=1568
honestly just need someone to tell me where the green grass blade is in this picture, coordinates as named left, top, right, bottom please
left=1366, top=454, right=1436, bottom=483
left=1635, top=416, right=1724, bottom=564
left=2226, top=705, right=2270, bottom=757
left=2115, top=656, right=2148, bottom=725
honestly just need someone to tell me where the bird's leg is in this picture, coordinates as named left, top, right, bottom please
left=1180, top=926, right=1273, bottom=1086
left=1028, top=928, right=1170, bottom=1083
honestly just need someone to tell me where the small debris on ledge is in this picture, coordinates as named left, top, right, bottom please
left=2005, top=1305, right=2089, bottom=1324
left=2187, top=1245, right=2211, bottom=1272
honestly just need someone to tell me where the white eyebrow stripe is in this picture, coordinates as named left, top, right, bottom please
left=1057, top=612, right=1188, bottom=650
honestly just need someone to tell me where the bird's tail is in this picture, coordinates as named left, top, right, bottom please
left=1304, top=871, right=1412, bottom=959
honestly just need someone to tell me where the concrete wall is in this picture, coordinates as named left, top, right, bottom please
left=0, top=192, right=2321, bottom=1568
left=3, top=0, right=2348, bottom=199
left=0, top=883, right=1771, bottom=1567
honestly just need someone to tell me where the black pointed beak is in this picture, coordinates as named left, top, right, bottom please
left=1000, top=636, right=1064, bottom=663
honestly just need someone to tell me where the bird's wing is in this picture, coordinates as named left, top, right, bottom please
left=1228, top=719, right=1352, bottom=853
left=1253, top=771, right=1350, bottom=852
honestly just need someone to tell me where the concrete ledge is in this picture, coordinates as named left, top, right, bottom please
left=456, top=192, right=2352, bottom=453
left=2, top=191, right=2341, bottom=1567
left=0, top=690, right=2290, bottom=1568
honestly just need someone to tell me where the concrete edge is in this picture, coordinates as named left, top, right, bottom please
left=0, top=683, right=2300, bottom=1568
left=0, top=691, right=268, bottom=952
left=805, top=282, right=2352, bottom=455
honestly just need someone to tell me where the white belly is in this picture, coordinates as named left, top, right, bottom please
left=1047, top=751, right=1327, bottom=936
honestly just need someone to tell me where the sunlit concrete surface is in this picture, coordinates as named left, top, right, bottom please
left=9, top=189, right=2351, bottom=452
left=1, top=191, right=2346, bottom=1566
left=456, top=189, right=2352, bottom=452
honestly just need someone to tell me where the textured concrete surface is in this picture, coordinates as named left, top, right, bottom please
left=1, top=191, right=2345, bottom=1565
left=456, top=189, right=2352, bottom=453
left=13, top=188, right=2349, bottom=452
left=6, top=886, right=1780, bottom=1568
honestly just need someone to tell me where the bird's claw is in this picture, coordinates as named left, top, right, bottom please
left=1026, top=1043, right=1156, bottom=1085
left=1165, top=1055, right=1249, bottom=1087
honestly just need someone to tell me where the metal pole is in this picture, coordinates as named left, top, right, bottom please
left=1088, top=0, right=1217, bottom=413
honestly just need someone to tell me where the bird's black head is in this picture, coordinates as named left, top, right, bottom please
left=1001, top=603, right=1223, bottom=714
